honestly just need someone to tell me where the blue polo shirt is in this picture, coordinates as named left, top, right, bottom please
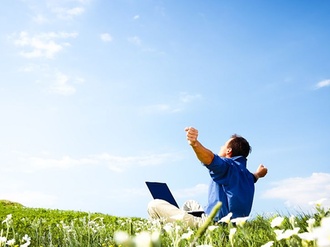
left=204, top=155, right=255, bottom=221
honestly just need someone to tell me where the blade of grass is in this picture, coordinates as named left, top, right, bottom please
left=189, top=202, right=222, bottom=247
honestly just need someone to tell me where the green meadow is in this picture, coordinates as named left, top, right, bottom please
left=0, top=199, right=329, bottom=247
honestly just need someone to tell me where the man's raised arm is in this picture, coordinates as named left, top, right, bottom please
left=185, top=127, right=214, bottom=165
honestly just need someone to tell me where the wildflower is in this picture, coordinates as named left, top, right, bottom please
left=261, top=241, right=274, bottom=247
left=2, top=214, right=12, bottom=224
left=6, top=239, right=15, bottom=246
left=114, top=231, right=130, bottom=244
left=207, top=225, right=219, bottom=231
left=20, top=234, right=31, bottom=247
left=231, top=216, right=249, bottom=227
left=275, top=227, right=300, bottom=240
left=219, top=212, right=233, bottom=224
left=22, top=235, right=31, bottom=243
left=274, top=229, right=284, bottom=237
left=181, top=229, right=194, bottom=240
left=229, top=228, right=237, bottom=247
left=134, top=231, right=151, bottom=247
left=163, top=223, right=174, bottom=234
left=150, top=231, right=161, bottom=245
left=309, top=198, right=327, bottom=208
left=313, top=216, right=330, bottom=247
left=289, top=215, right=296, bottom=228
left=0, top=237, right=7, bottom=244
left=298, top=232, right=315, bottom=241
left=306, top=218, right=315, bottom=233
left=270, top=216, right=284, bottom=228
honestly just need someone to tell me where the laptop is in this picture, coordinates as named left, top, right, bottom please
left=145, top=181, right=204, bottom=217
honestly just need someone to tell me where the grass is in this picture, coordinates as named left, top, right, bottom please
left=0, top=199, right=329, bottom=247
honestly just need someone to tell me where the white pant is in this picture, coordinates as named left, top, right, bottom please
left=147, top=199, right=204, bottom=227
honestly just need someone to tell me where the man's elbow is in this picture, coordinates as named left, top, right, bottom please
left=201, top=154, right=214, bottom=166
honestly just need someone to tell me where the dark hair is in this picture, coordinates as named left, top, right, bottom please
left=228, top=134, right=251, bottom=158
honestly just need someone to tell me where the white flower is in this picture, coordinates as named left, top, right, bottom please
left=114, top=231, right=130, bottom=244
left=20, top=242, right=30, bottom=247
left=229, top=228, right=237, bottom=246
left=0, top=237, right=7, bottom=244
left=231, top=216, right=249, bottom=227
left=229, top=228, right=237, bottom=236
left=163, top=223, right=174, bottom=233
left=309, top=198, right=327, bottom=208
left=271, top=216, right=284, bottom=228
left=134, top=231, right=151, bottom=247
left=181, top=229, right=194, bottom=240
left=150, top=231, right=161, bottom=244
left=20, top=234, right=31, bottom=247
left=261, top=241, right=274, bottom=247
left=6, top=239, right=15, bottom=246
left=22, top=234, right=31, bottom=242
left=207, top=225, right=219, bottom=231
left=274, top=229, right=284, bottom=238
left=289, top=215, right=296, bottom=228
left=307, top=218, right=315, bottom=232
left=298, top=232, right=315, bottom=241
left=219, top=212, right=233, bottom=224
left=276, top=227, right=300, bottom=240
left=313, top=216, right=330, bottom=247
left=2, top=214, right=12, bottom=224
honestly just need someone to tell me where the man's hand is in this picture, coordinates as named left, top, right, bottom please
left=185, top=127, right=198, bottom=147
left=184, top=126, right=214, bottom=165
left=254, top=164, right=268, bottom=179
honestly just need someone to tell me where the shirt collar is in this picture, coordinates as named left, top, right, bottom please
left=231, top=156, right=247, bottom=163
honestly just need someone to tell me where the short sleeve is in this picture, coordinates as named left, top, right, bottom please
left=205, top=155, right=230, bottom=184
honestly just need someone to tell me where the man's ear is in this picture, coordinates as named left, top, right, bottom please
left=226, top=148, right=232, bottom=157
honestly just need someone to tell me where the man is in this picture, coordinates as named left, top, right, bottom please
left=148, top=127, right=268, bottom=226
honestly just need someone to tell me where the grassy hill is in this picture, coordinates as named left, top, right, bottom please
left=0, top=199, right=329, bottom=246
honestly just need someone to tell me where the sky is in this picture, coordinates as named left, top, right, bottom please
left=0, top=0, right=330, bottom=219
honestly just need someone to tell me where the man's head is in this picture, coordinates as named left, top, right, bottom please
left=219, top=134, right=251, bottom=158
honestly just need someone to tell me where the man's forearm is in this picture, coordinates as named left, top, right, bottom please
left=191, top=140, right=214, bottom=165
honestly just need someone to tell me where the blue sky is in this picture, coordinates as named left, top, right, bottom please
left=1, top=0, right=330, bottom=218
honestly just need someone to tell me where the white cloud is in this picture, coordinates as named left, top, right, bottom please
left=263, top=173, right=330, bottom=210
left=45, top=0, right=89, bottom=19
left=21, top=0, right=89, bottom=22
left=100, top=33, right=113, bottom=42
left=49, top=71, right=83, bottom=95
left=32, top=14, right=48, bottom=24
left=175, top=184, right=208, bottom=199
left=179, top=92, right=202, bottom=103
left=13, top=31, right=78, bottom=59
left=19, top=64, right=83, bottom=96
left=133, top=15, right=140, bottom=20
left=107, top=187, right=148, bottom=200
left=11, top=151, right=183, bottom=173
left=142, top=104, right=182, bottom=114
left=93, top=152, right=182, bottom=173
left=128, top=36, right=142, bottom=46
left=26, top=155, right=97, bottom=170
left=141, top=92, right=202, bottom=114
left=52, top=6, right=85, bottom=19
left=315, top=79, right=330, bottom=89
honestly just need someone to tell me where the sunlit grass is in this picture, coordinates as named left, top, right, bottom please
left=0, top=199, right=329, bottom=246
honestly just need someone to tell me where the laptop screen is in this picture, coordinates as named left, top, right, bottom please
left=145, top=181, right=179, bottom=208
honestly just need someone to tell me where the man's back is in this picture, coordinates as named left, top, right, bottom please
left=204, top=155, right=255, bottom=221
